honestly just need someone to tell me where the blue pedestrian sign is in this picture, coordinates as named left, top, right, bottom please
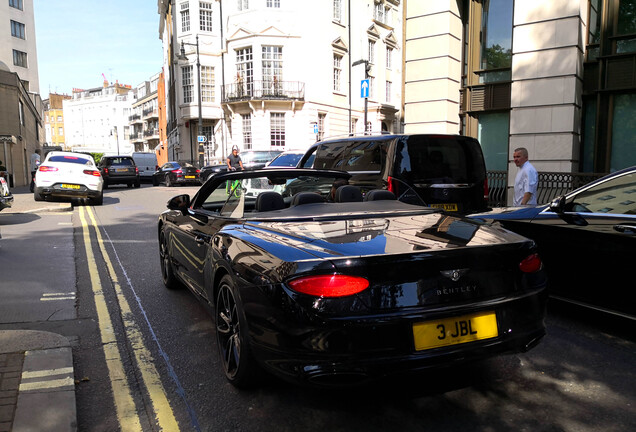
left=361, top=79, right=369, bottom=98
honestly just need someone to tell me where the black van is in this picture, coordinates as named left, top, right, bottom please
left=298, top=134, right=489, bottom=214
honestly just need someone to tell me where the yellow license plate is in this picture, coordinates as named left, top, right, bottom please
left=185, top=175, right=196, bottom=179
left=413, top=311, right=498, bottom=351
left=430, top=203, right=458, bottom=211
left=61, top=184, right=80, bottom=190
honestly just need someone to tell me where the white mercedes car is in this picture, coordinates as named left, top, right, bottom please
left=34, top=151, right=104, bottom=205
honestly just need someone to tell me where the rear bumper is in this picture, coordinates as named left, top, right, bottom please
left=36, top=184, right=101, bottom=199
left=104, top=174, right=139, bottom=185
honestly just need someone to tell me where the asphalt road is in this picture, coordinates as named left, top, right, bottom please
left=1, top=184, right=635, bottom=432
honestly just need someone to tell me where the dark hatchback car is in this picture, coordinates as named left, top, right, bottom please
left=152, top=162, right=201, bottom=186
left=158, top=168, right=547, bottom=388
left=470, top=166, right=636, bottom=319
left=98, top=156, right=140, bottom=188
left=298, top=134, right=489, bottom=214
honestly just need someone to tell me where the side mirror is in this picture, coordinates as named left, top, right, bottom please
left=549, top=196, right=566, bottom=214
left=167, top=194, right=190, bottom=213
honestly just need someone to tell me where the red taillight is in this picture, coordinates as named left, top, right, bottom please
left=83, top=169, right=101, bottom=177
left=135, top=167, right=139, bottom=173
left=196, top=169, right=200, bottom=174
left=483, top=178, right=489, bottom=201
left=38, top=166, right=58, bottom=172
left=387, top=176, right=398, bottom=195
left=520, top=253, right=542, bottom=273
left=104, top=168, right=109, bottom=174
left=172, top=169, right=182, bottom=174
left=288, top=274, right=369, bottom=298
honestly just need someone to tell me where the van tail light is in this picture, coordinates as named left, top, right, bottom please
left=387, top=176, right=399, bottom=196
left=483, top=178, right=489, bottom=202
left=83, top=170, right=101, bottom=177
left=38, top=166, right=58, bottom=172
left=519, top=253, right=542, bottom=273
left=288, top=274, right=370, bottom=297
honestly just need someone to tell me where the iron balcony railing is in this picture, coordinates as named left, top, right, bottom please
left=486, top=170, right=607, bottom=208
left=223, top=80, right=305, bottom=102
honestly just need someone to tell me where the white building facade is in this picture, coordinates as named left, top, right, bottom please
left=158, top=0, right=403, bottom=165
left=63, top=83, right=134, bottom=155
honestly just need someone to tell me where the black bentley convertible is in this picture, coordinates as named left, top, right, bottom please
left=157, top=169, right=548, bottom=387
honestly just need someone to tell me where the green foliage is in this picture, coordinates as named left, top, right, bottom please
left=89, top=152, right=104, bottom=164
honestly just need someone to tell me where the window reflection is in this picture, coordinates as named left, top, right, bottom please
left=479, top=0, right=513, bottom=83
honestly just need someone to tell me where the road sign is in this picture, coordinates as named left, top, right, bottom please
left=361, top=79, right=369, bottom=98
left=313, top=124, right=319, bottom=134
left=197, top=135, right=207, bottom=143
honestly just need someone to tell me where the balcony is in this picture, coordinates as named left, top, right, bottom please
left=129, top=132, right=144, bottom=142
left=223, top=80, right=305, bottom=103
left=129, top=113, right=143, bottom=124
left=143, top=108, right=158, bottom=119
left=144, top=128, right=159, bottom=138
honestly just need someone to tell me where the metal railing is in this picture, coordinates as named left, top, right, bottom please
left=223, top=80, right=305, bottom=102
left=486, top=170, right=606, bottom=208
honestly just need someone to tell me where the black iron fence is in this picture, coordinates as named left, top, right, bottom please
left=486, top=170, right=607, bottom=208
left=223, top=80, right=305, bottom=102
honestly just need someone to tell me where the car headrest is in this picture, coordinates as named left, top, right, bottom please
left=255, top=191, right=285, bottom=212
left=364, top=189, right=396, bottom=201
left=291, top=192, right=325, bottom=206
left=335, top=185, right=363, bottom=202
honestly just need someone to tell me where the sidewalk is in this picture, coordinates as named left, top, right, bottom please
left=0, top=187, right=76, bottom=432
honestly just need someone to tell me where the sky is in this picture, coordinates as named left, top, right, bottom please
left=33, top=0, right=164, bottom=95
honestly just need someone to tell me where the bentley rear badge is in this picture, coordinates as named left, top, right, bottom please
left=441, top=269, right=469, bottom=282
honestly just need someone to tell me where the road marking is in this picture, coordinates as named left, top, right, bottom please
left=41, top=292, right=76, bottom=301
left=85, top=206, right=180, bottom=431
left=22, top=367, right=73, bottom=379
left=19, top=377, right=75, bottom=391
left=79, top=206, right=143, bottom=431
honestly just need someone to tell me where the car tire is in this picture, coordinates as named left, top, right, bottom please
left=159, top=230, right=180, bottom=289
left=215, top=275, right=258, bottom=388
left=33, top=189, right=44, bottom=201
left=134, top=179, right=141, bottom=188
left=152, top=176, right=159, bottom=186
left=103, top=182, right=108, bottom=189
left=166, top=175, right=173, bottom=187
left=92, top=193, right=103, bottom=206
left=127, top=183, right=132, bottom=188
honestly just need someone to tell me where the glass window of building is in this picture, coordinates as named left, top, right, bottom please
left=385, top=81, right=391, bottom=103
left=180, top=2, right=190, bottom=32
left=610, top=93, right=636, bottom=170
left=318, top=113, right=326, bottom=141
left=236, top=47, right=253, bottom=96
left=267, top=0, right=280, bottom=7
left=479, top=0, right=513, bottom=83
left=9, top=0, right=23, bottom=10
left=333, top=54, right=342, bottom=92
left=182, top=66, right=193, bottom=103
left=270, top=113, right=285, bottom=147
left=242, top=114, right=252, bottom=149
left=201, top=66, right=215, bottom=102
left=333, top=0, right=341, bottom=22
left=11, top=21, right=25, bottom=39
left=200, top=2, right=213, bottom=31
left=616, top=0, right=636, bottom=53
left=13, top=50, right=27, bottom=68
left=368, top=40, right=376, bottom=64
left=238, top=0, right=249, bottom=11
left=386, top=47, right=392, bottom=69
left=262, top=46, right=283, bottom=92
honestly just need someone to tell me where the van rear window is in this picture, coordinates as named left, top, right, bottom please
left=313, top=140, right=387, bottom=172
left=395, top=136, right=486, bottom=184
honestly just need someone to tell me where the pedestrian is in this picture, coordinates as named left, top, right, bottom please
left=513, top=147, right=538, bottom=206
left=226, top=145, right=244, bottom=171
left=30, top=148, right=41, bottom=193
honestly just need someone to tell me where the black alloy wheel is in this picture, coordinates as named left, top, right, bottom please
left=159, top=230, right=180, bottom=289
left=215, top=275, right=257, bottom=387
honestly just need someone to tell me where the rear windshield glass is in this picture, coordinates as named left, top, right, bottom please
left=242, top=151, right=281, bottom=164
left=268, top=153, right=302, bottom=167
left=312, top=140, right=387, bottom=172
left=395, top=136, right=486, bottom=183
left=49, top=155, right=93, bottom=165
left=106, top=157, right=134, bottom=166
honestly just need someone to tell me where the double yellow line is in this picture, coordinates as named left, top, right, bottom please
left=79, top=205, right=179, bottom=431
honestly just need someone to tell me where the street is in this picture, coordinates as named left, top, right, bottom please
left=1, top=184, right=635, bottom=432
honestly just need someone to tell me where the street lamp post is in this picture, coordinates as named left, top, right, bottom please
left=177, top=35, right=204, bottom=167
left=352, top=59, right=370, bottom=134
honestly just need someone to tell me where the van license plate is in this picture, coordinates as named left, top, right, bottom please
left=431, top=203, right=458, bottom=211
left=413, top=311, right=498, bottom=351
left=61, top=184, right=80, bottom=190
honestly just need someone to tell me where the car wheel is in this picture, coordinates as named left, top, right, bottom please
left=159, top=230, right=180, bottom=289
left=103, top=182, right=109, bottom=189
left=33, top=189, right=44, bottom=201
left=215, top=275, right=257, bottom=388
left=166, top=175, right=173, bottom=187
left=92, top=193, right=103, bottom=206
left=134, top=179, right=141, bottom=188
left=127, top=183, right=132, bottom=188
left=152, top=176, right=159, bottom=186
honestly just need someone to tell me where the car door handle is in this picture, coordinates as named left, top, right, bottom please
left=195, top=236, right=207, bottom=245
left=614, top=224, right=636, bottom=235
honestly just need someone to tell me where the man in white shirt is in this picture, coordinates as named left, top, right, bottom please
left=513, top=147, right=538, bottom=206
left=30, top=148, right=41, bottom=192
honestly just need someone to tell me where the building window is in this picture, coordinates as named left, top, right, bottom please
left=200, top=2, right=213, bottom=31
left=57, top=115, right=62, bottom=122
left=368, top=40, right=375, bottom=64
left=616, top=0, right=636, bottom=53
left=236, top=47, right=253, bottom=96
left=201, top=66, right=215, bottom=102
left=333, top=0, right=341, bottom=22
left=9, top=0, right=23, bottom=10
left=242, top=114, right=252, bottom=149
left=11, top=20, right=25, bottom=39
left=351, top=118, right=358, bottom=135
left=19, top=101, right=24, bottom=126
left=333, top=54, right=342, bottom=92
left=58, top=127, right=64, bottom=136
left=13, top=50, right=27, bottom=68
left=318, top=113, right=326, bottom=141
left=266, top=0, right=280, bottom=7
left=587, top=0, right=602, bottom=60
left=368, top=76, right=374, bottom=99
left=182, top=65, right=193, bottom=103
left=238, top=0, right=249, bottom=11
left=262, top=46, right=283, bottom=94
left=374, top=3, right=385, bottom=24
left=270, top=113, right=285, bottom=147
left=180, top=2, right=190, bottom=33
left=479, top=0, right=513, bottom=83
left=386, top=47, right=392, bottom=69
left=385, top=80, right=391, bottom=103
left=610, top=93, right=636, bottom=170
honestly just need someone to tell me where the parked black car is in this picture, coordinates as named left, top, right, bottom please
left=98, top=156, right=140, bottom=188
left=469, top=166, right=636, bottom=319
left=200, top=150, right=283, bottom=182
left=298, top=134, right=489, bottom=214
left=152, top=162, right=201, bottom=186
left=199, top=164, right=228, bottom=182
left=158, top=168, right=548, bottom=387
